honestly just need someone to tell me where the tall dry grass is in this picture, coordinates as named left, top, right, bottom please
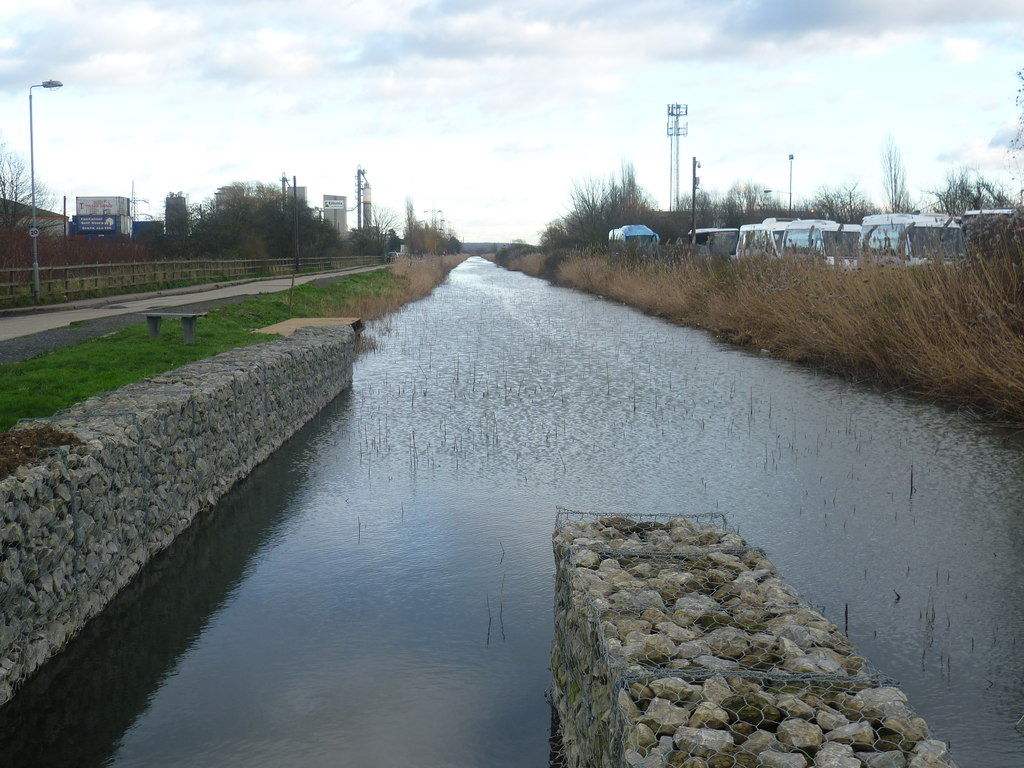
left=308, top=254, right=467, bottom=321
left=504, top=251, right=548, bottom=277
left=552, top=250, right=1024, bottom=423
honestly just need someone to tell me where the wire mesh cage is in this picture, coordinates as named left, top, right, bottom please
left=551, top=511, right=957, bottom=768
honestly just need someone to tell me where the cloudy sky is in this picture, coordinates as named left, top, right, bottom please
left=1, top=1, right=1022, bottom=243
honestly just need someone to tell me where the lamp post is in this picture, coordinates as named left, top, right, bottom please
left=691, top=157, right=700, bottom=245
left=788, top=154, right=794, bottom=216
left=29, top=79, right=63, bottom=302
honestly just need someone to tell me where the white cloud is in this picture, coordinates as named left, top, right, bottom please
left=942, top=38, right=985, bottom=64
left=3, top=0, right=1024, bottom=241
left=936, top=122, right=1018, bottom=171
left=209, top=29, right=325, bottom=81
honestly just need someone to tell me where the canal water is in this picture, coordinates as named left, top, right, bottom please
left=1, top=256, right=1022, bottom=766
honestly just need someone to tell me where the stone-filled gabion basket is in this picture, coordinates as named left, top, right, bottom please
left=0, top=327, right=356, bottom=708
left=550, top=509, right=957, bottom=768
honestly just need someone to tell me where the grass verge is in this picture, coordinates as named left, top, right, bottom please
left=0, top=256, right=465, bottom=432
left=498, top=248, right=1024, bottom=425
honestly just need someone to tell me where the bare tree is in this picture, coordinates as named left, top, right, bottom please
left=927, top=167, right=1014, bottom=216
left=401, top=197, right=447, bottom=255
left=880, top=135, right=911, bottom=212
left=812, top=179, right=877, bottom=223
left=546, top=162, right=660, bottom=249
left=0, top=137, right=39, bottom=230
left=1012, top=68, right=1024, bottom=193
left=353, top=205, right=401, bottom=255
left=562, top=176, right=615, bottom=247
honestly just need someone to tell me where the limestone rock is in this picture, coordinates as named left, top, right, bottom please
left=777, top=718, right=824, bottom=750
left=673, top=726, right=735, bottom=757
left=824, top=720, right=875, bottom=750
left=758, top=750, right=808, bottom=768
left=813, top=742, right=859, bottom=768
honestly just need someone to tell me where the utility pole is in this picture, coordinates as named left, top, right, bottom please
left=355, top=167, right=367, bottom=229
left=691, top=157, right=700, bottom=245
left=293, top=175, right=299, bottom=271
left=667, top=104, right=688, bottom=211
left=281, top=173, right=288, bottom=212
left=788, top=154, right=794, bottom=216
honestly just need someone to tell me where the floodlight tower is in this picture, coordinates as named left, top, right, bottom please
left=667, top=104, right=688, bottom=211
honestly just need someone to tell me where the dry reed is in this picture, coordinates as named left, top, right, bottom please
left=308, top=254, right=467, bottom=320
left=546, top=250, right=1024, bottom=423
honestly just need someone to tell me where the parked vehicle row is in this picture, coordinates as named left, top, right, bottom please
left=736, top=212, right=971, bottom=265
left=610, top=207, right=1018, bottom=264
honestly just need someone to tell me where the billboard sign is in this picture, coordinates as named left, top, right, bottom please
left=77, top=196, right=131, bottom=216
left=76, top=215, right=119, bottom=233
left=324, top=200, right=347, bottom=209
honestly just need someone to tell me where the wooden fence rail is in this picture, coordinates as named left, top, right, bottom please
left=0, top=255, right=384, bottom=306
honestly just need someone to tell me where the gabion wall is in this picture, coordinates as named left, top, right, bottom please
left=551, top=509, right=958, bottom=768
left=0, top=327, right=356, bottom=708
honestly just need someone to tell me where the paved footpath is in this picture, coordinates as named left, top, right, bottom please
left=0, top=265, right=385, bottom=363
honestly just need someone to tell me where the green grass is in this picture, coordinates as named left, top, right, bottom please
left=0, top=269, right=400, bottom=431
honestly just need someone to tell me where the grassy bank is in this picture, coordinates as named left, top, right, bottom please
left=0, top=256, right=465, bottom=432
left=498, top=248, right=1024, bottom=424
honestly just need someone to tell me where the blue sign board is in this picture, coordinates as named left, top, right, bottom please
left=76, top=215, right=118, bottom=233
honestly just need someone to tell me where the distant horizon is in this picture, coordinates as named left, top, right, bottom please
left=1, top=2, right=1021, bottom=243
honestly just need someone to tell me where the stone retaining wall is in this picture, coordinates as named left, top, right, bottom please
left=551, top=509, right=958, bottom=768
left=0, top=326, right=356, bottom=707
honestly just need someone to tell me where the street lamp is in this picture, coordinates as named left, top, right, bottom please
left=788, top=154, right=794, bottom=216
left=691, top=157, right=700, bottom=244
left=29, top=79, right=63, bottom=302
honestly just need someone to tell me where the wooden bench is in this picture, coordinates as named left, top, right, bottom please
left=140, top=312, right=208, bottom=344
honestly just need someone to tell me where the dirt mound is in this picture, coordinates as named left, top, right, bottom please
left=0, top=427, right=82, bottom=479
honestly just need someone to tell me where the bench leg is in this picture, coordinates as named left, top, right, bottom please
left=181, top=316, right=197, bottom=343
left=146, top=316, right=162, bottom=339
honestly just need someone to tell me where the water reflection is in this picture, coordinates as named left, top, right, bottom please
left=0, top=411, right=325, bottom=766
left=1, top=257, right=1022, bottom=766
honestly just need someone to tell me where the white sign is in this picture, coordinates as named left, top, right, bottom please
left=324, top=200, right=347, bottom=209
left=28, top=227, right=40, bottom=238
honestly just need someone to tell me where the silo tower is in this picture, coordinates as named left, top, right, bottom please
left=362, top=182, right=372, bottom=227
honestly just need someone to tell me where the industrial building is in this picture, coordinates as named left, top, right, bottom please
left=323, top=195, right=348, bottom=236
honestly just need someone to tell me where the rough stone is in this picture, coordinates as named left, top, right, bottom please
left=672, top=726, right=734, bottom=757
left=825, top=720, right=876, bottom=750
left=687, top=701, right=730, bottom=730
left=856, top=752, right=908, bottom=768
left=758, top=750, right=808, bottom=768
left=648, top=677, right=701, bottom=704
left=777, top=718, right=824, bottom=750
left=641, top=697, right=693, bottom=735
left=813, top=742, right=859, bottom=768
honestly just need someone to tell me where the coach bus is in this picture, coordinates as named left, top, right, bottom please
left=691, top=228, right=739, bottom=258
left=735, top=218, right=794, bottom=259
left=860, top=213, right=965, bottom=264
left=779, top=220, right=862, bottom=266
